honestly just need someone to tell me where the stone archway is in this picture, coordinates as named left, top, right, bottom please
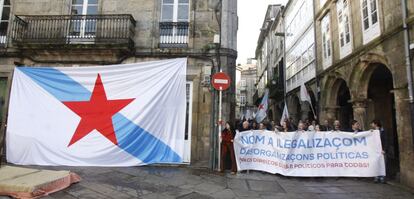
left=335, top=79, right=353, bottom=130
left=348, top=54, right=390, bottom=129
left=321, top=73, right=353, bottom=129
left=349, top=54, right=400, bottom=178
left=366, top=64, right=400, bottom=178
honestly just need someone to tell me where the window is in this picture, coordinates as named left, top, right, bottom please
left=0, top=0, right=10, bottom=45
left=240, top=95, right=246, bottom=105
left=337, top=0, right=353, bottom=58
left=285, top=0, right=314, bottom=49
left=70, top=0, right=98, bottom=38
left=159, top=0, right=189, bottom=47
left=161, top=0, right=189, bottom=22
left=240, top=80, right=246, bottom=87
left=360, top=0, right=380, bottom=44
left=321, top=13, right=332, bottom=68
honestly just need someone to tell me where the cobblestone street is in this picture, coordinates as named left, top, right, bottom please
left=1, top=166, right=411, bottom=199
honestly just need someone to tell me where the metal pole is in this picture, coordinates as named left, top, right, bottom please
left=218, top=88, right=222, bottom=171
left=401, top=0, right=414, bottom=147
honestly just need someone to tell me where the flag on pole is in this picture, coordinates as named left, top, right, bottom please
left=300, top=83, right=317, bottom=118
left=255, top=89, right=269, bottom=123
left=7, top=58, right=187, bottom=166
left=280, top=103, right=289, bottom=125
left=300, top=83, right=312, bottom=103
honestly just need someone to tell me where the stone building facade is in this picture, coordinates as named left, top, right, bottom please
left=254, top=5, right=284, bottom=122
left=236, top=59, right=257, bottom=120
left=284, top=0, right=318, bottom=124
left=0, top=0, right=238, bottom=167
left=314, top=0, right=414, bottom=188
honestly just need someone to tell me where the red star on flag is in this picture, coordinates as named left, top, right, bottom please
left=63, top=74, right=134, bottom=147
left=258, top=104, right=264, bottom=110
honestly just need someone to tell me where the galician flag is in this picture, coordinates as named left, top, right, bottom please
left=255, top=89, right=269, bottom=123
left=6, top=58, right=187, bottom=166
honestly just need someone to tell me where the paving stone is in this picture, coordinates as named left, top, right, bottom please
left=192, top=182, right=226, bottom=195
left=231, top=188, right=261, bottom=198
left=176, top=192, right=214, bottom=199
left=141, top=193, right=176, bottom=199
left=227, top=178, right=249, bottom=190
left=8, top=166, right=413, bottom=199
left=210, top=189, right=237, bottom=199
left=80, top=182, right=132, bottom=199
left=247, top=179, right=285, bottom=192
left=64, top=184, right=108, bottom=199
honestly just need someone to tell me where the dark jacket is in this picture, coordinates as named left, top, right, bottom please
left=379, top=128, right=387, bottom=151
left=221, top=129, right=234, bottom=143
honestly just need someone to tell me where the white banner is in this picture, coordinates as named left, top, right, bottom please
left=7, top=58, right=186, bottom=166
left=234, top=130, right=386, bottom=177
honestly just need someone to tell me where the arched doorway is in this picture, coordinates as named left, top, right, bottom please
left=367, top=64, right=399, bottom=178
left=336, top=79, right=353, bottom=130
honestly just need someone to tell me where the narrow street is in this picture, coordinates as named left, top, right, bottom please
left=7, top=166, right=412, bottom=199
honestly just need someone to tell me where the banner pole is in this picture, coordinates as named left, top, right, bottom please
left=309, top=102, right=317, bottom=119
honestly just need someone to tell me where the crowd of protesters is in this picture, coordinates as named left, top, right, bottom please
left=219, top=117, right=387, bottom=183
left=233, top=117, right=368, bottom=133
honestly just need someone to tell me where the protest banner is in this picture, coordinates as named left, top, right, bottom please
left=234, top=130, right=386, bottom=177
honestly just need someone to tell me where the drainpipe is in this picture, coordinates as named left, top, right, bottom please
left=401, top=0, right=414, bottom=147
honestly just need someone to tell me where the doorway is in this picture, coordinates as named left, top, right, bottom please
left=70, top=0, right=98, bottom=40
left=336, top=79, right=353, bottom=130
left=367, top=64, right=399, bottom=178
left=183, top=81, right=193, bottom=163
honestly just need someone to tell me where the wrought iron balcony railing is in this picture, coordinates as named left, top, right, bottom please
left=159, top=22, right=189, bottom=48
left=11, top=14, right=136, bottom=47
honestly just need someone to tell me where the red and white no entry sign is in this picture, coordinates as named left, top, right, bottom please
left=211, top=72, right=231, bottom=91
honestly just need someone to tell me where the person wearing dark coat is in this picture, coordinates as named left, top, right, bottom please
left=349, top=120, right=363, bottom=133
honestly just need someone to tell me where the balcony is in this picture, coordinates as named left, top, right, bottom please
left=159, top=22, right=189, bottom=48
left=11, top=14, right=136, bottom=48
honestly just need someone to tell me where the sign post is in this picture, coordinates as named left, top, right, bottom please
left=211, top=72, right=231, bottom=171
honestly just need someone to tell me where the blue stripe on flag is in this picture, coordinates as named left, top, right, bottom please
left=18, top=67, right=91, bottom=101
left=18, top=67, right=182, bottom=164
left=113, top=113, right=182, bottom=164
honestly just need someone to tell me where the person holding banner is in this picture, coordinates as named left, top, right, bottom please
left=333, top=120, right=342, bottom=131
left=315, top=124, right=321, bottom=132
left=281, top=120, right=293, bottom=132
left=321, top=119, right=333, bottom=131
left=239, top=121, right=250, bottom=132
left=371, top=119, right=386, bottom=183
left=297, top=121, right=306, bottom=133
left=220, top=122, right=237, bottom=174
left=350, top=120, right=363, bottom=133
left=258, top=123, right=266, bottom=130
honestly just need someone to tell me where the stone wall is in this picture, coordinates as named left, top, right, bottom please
left=315, top=0, right=414, bottom=188
left=0, top=0, right=238, bottom=167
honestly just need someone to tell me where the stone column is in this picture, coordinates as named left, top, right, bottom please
left=324, top=106, right=339, bottom=123
left=300, top=102, right=311, bottom=121
left=352, top=99, right=368, bottom=130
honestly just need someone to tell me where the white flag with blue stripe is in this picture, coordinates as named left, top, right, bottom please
left=6, top=58, right=187, bottom=166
